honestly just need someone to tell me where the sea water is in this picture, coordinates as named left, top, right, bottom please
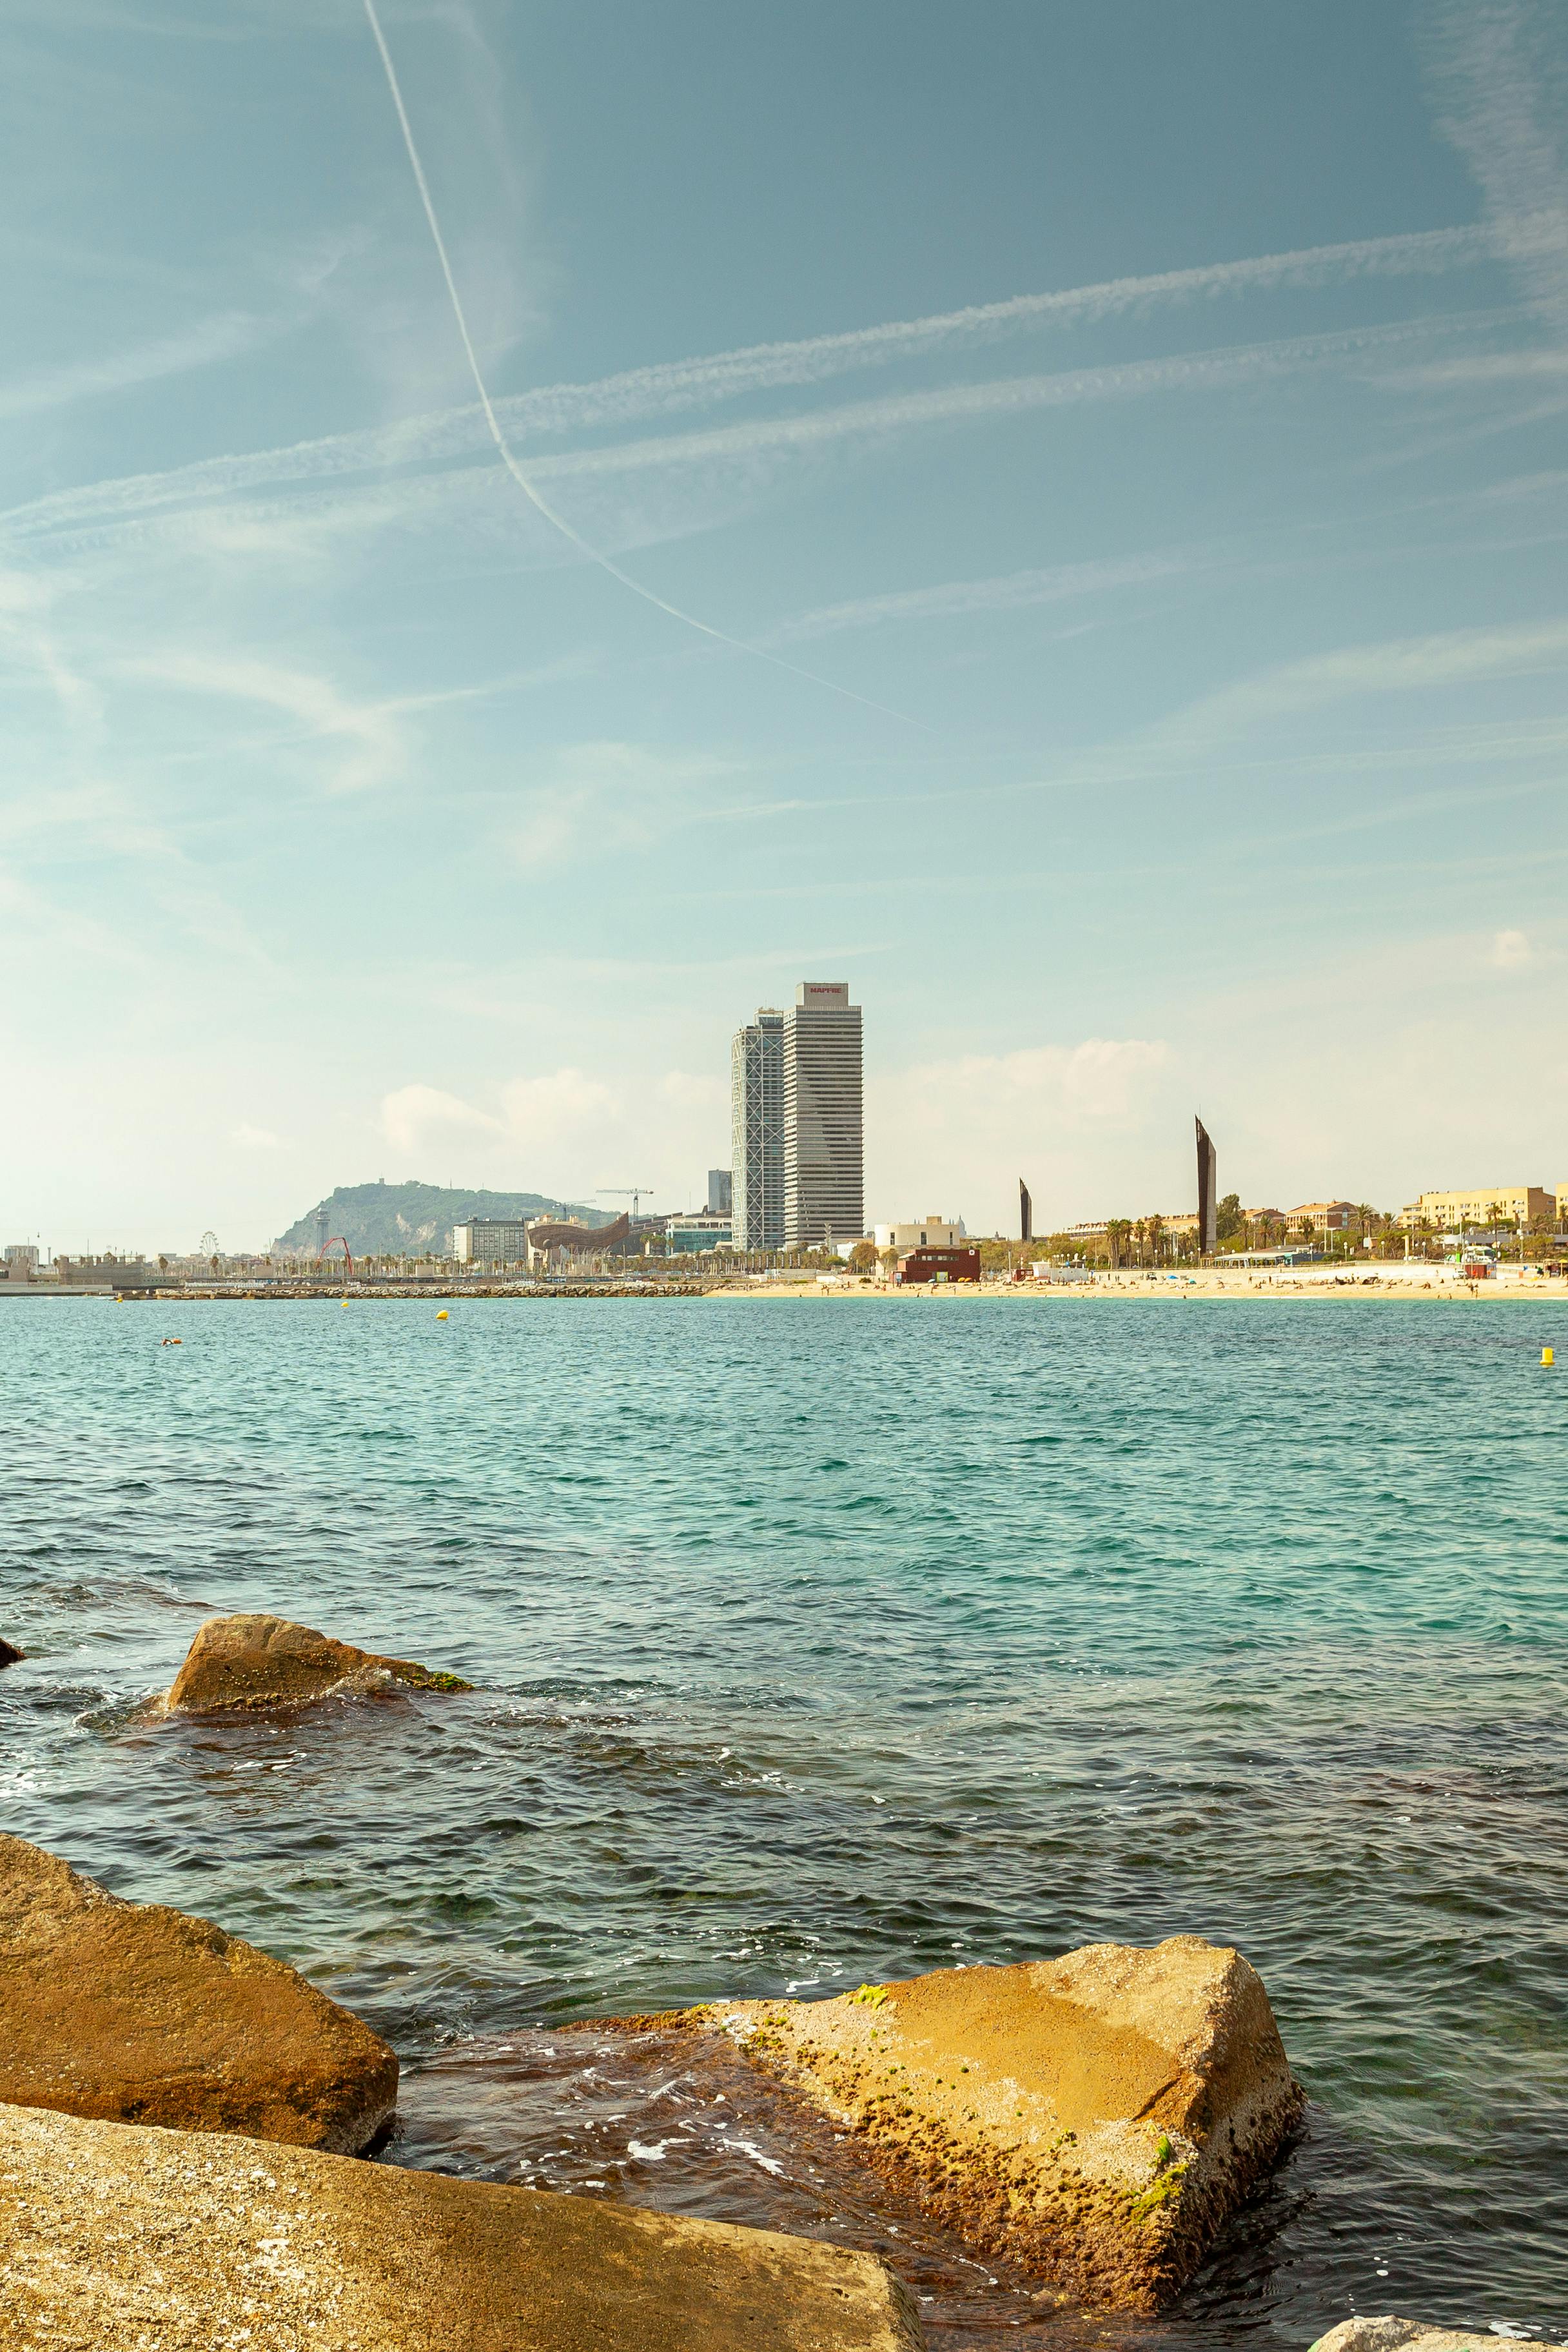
left=1, top=1296, right=1565, bottom=2349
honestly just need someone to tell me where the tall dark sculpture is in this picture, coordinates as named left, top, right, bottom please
left=1019, top=1178, right=1033, bottom=1243
left=1195, top=1117, right=1217, bottom=1256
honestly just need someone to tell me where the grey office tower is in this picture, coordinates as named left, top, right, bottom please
left=783, top=982, right=864, bottom=1249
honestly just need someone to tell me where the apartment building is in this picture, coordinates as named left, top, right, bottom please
left=1398, top=1186, right=1554, bottom=1231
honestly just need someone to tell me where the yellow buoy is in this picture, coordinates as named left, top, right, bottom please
left=340, top=1297, right=350, bottom=1308
left=436, top=1309, right=449, bottom=1321
left=1543, top=1346, right=1555, bottom=1367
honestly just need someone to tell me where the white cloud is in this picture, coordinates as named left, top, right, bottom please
left=870, top=1038, right=1177, bottom=1230
left=660, top=1070, right=726, bottom=1109
left=381, top=1083, right=504, bottom=1155
left=1491, top=926, right=1535, bottom=966
left=231, top=1122, right=282, bottom=1150
left=496, top=1070, right=622, bottom=1171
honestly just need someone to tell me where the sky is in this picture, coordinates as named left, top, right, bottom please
left=3, top=0, right=1567, bottom=1252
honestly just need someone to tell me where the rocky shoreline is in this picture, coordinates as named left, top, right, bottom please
left=1, top=1612, right=1557, bottom=2351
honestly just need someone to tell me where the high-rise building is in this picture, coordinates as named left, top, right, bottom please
left=784, top=982, right=863, bottom=1248
left=1195, top=1117, right=1217, bottom=1255
left=707, top=1167, right=733, bottom=1216
left=730, top=1008, right=785, bottom=1250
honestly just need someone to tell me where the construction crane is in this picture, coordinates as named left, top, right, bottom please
left=598, top=1186, right=657, bottom=1221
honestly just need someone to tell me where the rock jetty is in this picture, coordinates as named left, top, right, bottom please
left=162, top=1611, right=472, bottom=1714
left=0, top=1636, right=23, bottom=1665
left=0, top=2101, right=925, bottom=2352
left=687, top=1934, right=1301, bottom=2309
left=1311, top=2328, right=1567, bottom=2352
left=0, top=1835, right=397, bottom=2151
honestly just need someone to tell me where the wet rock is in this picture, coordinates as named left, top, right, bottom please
left=0, top=1637, right=22, bottom=1666
left=694, top=1934, right=1302, bottom=2311
left=0, top=2101, right=926, bottom=2352
left=0, top=1835, right=397, bottom=2152
left=162, top=1611, right=472, bottom=1714
left=1310, top=2327, right=1567, bottom=2352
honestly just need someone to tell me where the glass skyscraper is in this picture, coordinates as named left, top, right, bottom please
left=732, top=984, right=864, bottom=1253
left=730, top=1007, right=785, bottom=1251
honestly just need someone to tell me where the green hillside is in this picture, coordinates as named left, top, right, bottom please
left=273, top=1181, right=611, bottom=1259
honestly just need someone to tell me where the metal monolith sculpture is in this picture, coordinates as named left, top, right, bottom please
left=1195, top=1118, right=1217, bottom=1256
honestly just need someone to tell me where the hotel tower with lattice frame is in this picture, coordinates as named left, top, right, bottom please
left=730, top=1008, right=786, bottom=1251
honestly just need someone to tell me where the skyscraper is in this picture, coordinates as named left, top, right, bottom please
left=783, top=982, right=863, bottom=1248
left=730, top=1008, right=785, bottom=1250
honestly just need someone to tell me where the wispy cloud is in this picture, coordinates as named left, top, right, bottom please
left=3, top=311, right=1501, bottom=570
left=1159, top=614, right=1568, bottom=743
left=1422, top=1, right=1568, bottom=333
left=507, top=740, right=738, bottom=872
left=0, top=309, right=288, bottom=424
left=119, top=651, right=411, bottom=792
left=762, top=550, right=1208, bottom=646
left=460, top=223, right=1500, bottom=435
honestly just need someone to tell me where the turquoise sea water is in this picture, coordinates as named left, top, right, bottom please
left=2, top=1297, right=1565, bottom=2348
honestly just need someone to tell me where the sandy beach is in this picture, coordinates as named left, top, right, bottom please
left=712, top=1268, right=1568, bottom=1302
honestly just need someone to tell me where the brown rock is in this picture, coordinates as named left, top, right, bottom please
left=692, top=1934, right=1302, bottom=2311
left=0, top=1637, right=22, bottom=1667
left=0, top=1835, right=397, bottom=2152
left=1311, top=2327, right=1568, bottom=2352
left=163, top=1611, right=473, bottom=1714
left=0, top=2101, right=925, bottom=2352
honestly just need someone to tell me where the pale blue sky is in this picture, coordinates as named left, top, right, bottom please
left=3, top=0, right=1566, bottom=1250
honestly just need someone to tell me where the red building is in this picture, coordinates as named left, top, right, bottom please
left=895, top=1246, right=981, bottom=1284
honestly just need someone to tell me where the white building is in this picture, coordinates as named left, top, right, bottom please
left=783, top=982, right=863, bottom=1249
left=451, top=1219, right=531, bottom=1266
left=874, top=1215, right=966, bottom=1253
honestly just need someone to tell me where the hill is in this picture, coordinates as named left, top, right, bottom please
left=272, top=1181, right=611, bottom=1260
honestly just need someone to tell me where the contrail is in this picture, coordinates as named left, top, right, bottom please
left=361, top=0, right=926, bottom=729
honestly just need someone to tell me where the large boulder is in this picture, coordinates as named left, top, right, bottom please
left=0, top=2101, right=925, bottom=2352
left=696, top=1934, right=1302, bottom=2310
left=162, top=1611, right=472, bottom=1714
left=1311, top=2328, right=1567, bottom=2352
left=0, top=1637, right=23, bottom=1666
left=0, top=1835, right=396, bottom=2152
